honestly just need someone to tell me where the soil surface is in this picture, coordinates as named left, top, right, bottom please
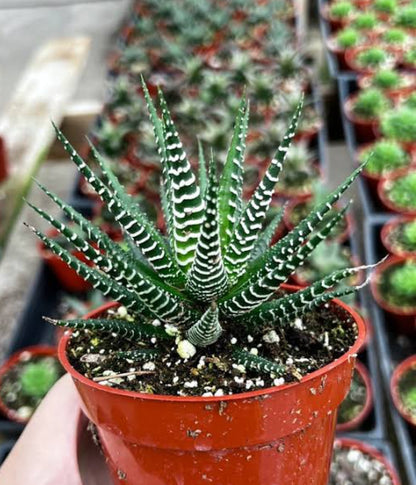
left=67, top=300, right=357, bottom=397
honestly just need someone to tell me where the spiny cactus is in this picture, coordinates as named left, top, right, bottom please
left=27, top=85, right=371, bottom=377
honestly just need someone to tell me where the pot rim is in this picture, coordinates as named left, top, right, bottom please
left=0, top=345, right=58, bottom=424
left=390, top=353, right=416, bottom=428
left=335, top=360, right=374, bottom=432
left=58, top=289, right=366, bottom=403
left=334, top=437, right=402, bottom=485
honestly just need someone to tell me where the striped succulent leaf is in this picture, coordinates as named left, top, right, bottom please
left=220, top=206, right=349, bottom=317
left=233, top=349, right=286, bottom=377
left=246, top=262, right=373, bottom=324
left=198, top=139, right=208, bottom=196
left=187, top=303, right=222, bottom=347
left=43, top=317, right=168, bottom=340
left=28, top=224, right=196, bottom=325
left=53, top=124, right=179, bottom=284
left=159, top=91, right=205, bottom=270
left=186, top=159, right=228, bottom=301
left=249, top=206, right=284, bottom=263
left=218, top=96, right=248, bottom=248
left=224, top=97, right=303, bottom=283
left=117, top=349, right=162, bottom=360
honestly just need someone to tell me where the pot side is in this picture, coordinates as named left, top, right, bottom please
left=59, top=295, right=365, bottom=485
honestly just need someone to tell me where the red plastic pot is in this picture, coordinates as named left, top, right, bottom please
left=391, top=354, right=416, bottom=428
left=326, top=35, right=354, bottom=71
left=332, top=438, right=401, bottom=485
left=345, top=45, right=399, bottom=75
left=0, top=346, right=57, bottom=424
left=336, top=361, right=373, bottom=432
left=283, top=198, right=352, bottom=245
left=59, top=294, right=365, bottom=485
left=378, top=168, right=416, bottom=216
left=370, top=255, right=416, bottom=335
left=344, top=93, right=381, bottom=143
left=381, top=216, right=416, bottom=258
left=39, top=229, right=92, bottom=293
left=320, top=4, right=352, bottom=31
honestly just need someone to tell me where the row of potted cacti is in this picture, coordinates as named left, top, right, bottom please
left=322, top=0, right=416, bottom=73
left=0, top=1, right=402, bottom=484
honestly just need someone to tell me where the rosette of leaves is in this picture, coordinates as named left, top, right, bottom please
left=27, top=85, right=370, bottom=379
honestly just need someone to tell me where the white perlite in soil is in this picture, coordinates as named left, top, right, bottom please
left=329, top=444, right=394, bottom=485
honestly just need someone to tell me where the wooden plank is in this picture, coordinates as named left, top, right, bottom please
left=0, top=36, right=91, bottom=250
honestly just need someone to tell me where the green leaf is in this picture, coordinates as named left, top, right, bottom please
left=44, top=317, right=168, bottom=340
left=198, top=139, right=208, bottom=196
left=187, top=302, right=222, bottom=347
left=233, top=349, right=286, bottom=377
left=224, top=97, right=303, bottom=282
left=186, top=158, right=228, bottom=301
left=159, top=90, right=205, bottom=270
left=218, top=95, right=249, bottom=248
left=220, top=204, right=350, bottom=317
left=249, top=205, right=284, bottom=262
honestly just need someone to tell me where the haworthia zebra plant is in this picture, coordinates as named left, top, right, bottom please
left=27, top=83, right=371, bottom=377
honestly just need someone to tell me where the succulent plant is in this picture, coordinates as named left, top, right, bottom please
left=386, top=171, right=416, bottom=210
left=370, top=69, right=402, bottom=89
left=352, top=88, right=390, bottom=119
left=359, top=140, right=410, bottom=175
left=404, top=46, right=416, bottom=66
left=399, top=368, right=416, bottom=418
left=336, top=28, right=361, bottom=49
left=380, top=107, right=416, bottom=142
left=388, top=262, right=416, bottom=306
left=395, top=6, right=416, bottom=28
left=27, top=86, right=369, bottom=386
left=403, top=220, right=416, bottom=248
left=383, top=28, right=408, bottom=45
left=329, top=1, right=355, bottom=19
left=352, top=12, right=378, bottom=30
left=20, top=359, right=60, bottom=399
left=374, top=0, right=397, bottom=14
left=356, top=48, right=389, bottom=68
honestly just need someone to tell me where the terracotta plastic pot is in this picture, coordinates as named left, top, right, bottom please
left=283, top=198, right=352, bottom=245
left=0, top=346, right=57, bottom=424
left=370, top=255, right=416, bottom=335
left=332, top=438, right=401, bottom=485
left=336, top=361, right=373, bottom=432
left=381, top=216, right=416, bottom=257
left=59, top=294, right=365, bottom=485
left=391, top=354, right=416, bottom=428
left=378, top=168, right=416, bottom=216
left=320, top=4, right=352, bottom=31
left=344, top=94, right=380, bottom=143
left=39, top=229, right=92, bottom=293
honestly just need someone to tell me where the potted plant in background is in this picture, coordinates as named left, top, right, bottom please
left=394, top=5, right=416, bottom=32
left=321, top=1, right=357, bottom=31
left=344, top=88, right=391, bottom=142
left=379, top=107, right=416, bottom=150
left=327, top=27, right=363, bottom=70
left=371, top=256, right=416, bottom=334
left=374, top=0, right=398, bottom=21
left=391, top=354, right=416, bottom=428
left=24, top=87, right=370, bottom=485
left=378, top=168, right=416, bottom=215
left=336, top=361, right=373, bottom=432
left=330, top=438, right=401, bottom=485
left=382, top=216, right=416, bottom=257
left=345, top=45, right=398, bottom=74
left=0, top=346, right=63, bottom=423
left=356, top=139, right=413, bottom=194
left=357, top=69, right=416, bottom=101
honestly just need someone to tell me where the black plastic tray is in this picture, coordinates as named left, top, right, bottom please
left=0, top=439, right=16, bottom=466
left=364, top=216, right=416, bottom=485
